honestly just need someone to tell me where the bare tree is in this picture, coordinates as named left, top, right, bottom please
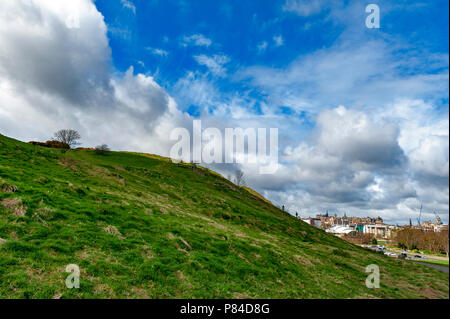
left=234, top=170, right=245, bottom=186
left=95, top=144, right=110, bottom=155
left=53, top=129, right=81, bottom=148
left=437, top=230, right=449, bottom=257
left=394, top=228, right=448, bottom=254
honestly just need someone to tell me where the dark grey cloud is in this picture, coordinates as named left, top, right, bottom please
left=0, top=0, right=112, bottom=106
left=0, top=0, right=184, bottom=154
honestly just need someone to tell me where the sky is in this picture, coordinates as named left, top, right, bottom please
left=0, top=0, right=448, bottom=224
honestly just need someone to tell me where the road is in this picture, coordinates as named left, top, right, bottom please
left=386, top=247, right=449, bottom=262
left=361, top=245, right=449, bottom=265
left=415, top=262, right=449, bottom=274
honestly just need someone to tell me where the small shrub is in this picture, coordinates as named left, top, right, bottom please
left=95, top=144, right=110, bottom=155
left=28, top=140, right=70, bottom=149
left=45, top=140, right=70, bottom=149
left=28, top=141, right=47, bottom=147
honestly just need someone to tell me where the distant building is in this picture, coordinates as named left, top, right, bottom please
left=298, top=211, right=405, bottom=236
left=326, top=225, right=358, bottom=238
left=354, top=223, right=364, bottom=233
left=436, top=224, right=449, bottom=232
left=420, top=220, right=448, bottom=232
left=363, top=224, right=396, bottom=239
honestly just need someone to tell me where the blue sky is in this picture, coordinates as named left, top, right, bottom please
left=96, top=0, right=448, bottom=110
left=0, top=0, right=448, bottom=223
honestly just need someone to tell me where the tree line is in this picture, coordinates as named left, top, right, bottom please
left=394, top=228, right=449, bottom=256
left=29, top=129, right=109, bottom=154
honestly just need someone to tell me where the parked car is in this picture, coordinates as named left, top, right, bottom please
left=414, top=255, right=422, bottom=259
left=385, top=252, right=396, bottom=257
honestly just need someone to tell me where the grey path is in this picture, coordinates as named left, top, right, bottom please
left=415, top=262, right=449, bottom=274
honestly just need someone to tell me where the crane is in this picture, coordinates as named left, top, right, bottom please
left=416, top=204, right=422, bottom=226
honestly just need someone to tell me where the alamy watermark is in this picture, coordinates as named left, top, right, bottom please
left=365, top=4, right=380, bottom=29
left=65, top=264, right=80, bottom=289
left=169, top=120, right=279, bottom=174
left=365, top=264, right=380, bottom=288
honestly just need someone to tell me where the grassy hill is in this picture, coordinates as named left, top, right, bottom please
left=0, top=133, right=448, bottom=299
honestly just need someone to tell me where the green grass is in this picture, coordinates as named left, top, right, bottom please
left=0, top=133, right=448, bottom=299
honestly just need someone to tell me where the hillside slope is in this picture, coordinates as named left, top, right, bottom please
left=0, top=133, right=448, bottom=298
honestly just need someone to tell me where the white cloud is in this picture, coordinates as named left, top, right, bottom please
left=273, top=35, right=284, bottom=47
left=315, top=106, right=404, bottom=168
left=0, top=0, right=188, bottom=156
left=378, top=99, right=449, bottom=185
left=172, top=6, right=448, bottom=224
left=147, top=47, right=169, bottom=56
left=239, top=40, right=449, bottom=114
left=193, top=54, right=230, bottom=76
left=257, top=41, right=268, bottom=53
left=409, top=135, right=449, bottom=179
left=181, top=34, right=212, bottom=47
left=171, top=40, right=448, bottom=224
left=282, top=0, right=324, bottom=17
left=120, top=0, right=136, bottom=14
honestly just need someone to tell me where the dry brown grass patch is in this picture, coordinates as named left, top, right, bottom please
left=103, top=225, right=123, bottom=239
left=293, top=255, right=313, bottom=266
left=1, top=197, right=27, bottom=216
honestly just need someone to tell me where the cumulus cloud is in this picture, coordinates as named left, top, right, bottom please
left=280, top=107, right=406, bottom=201
left=0, top=0, right=188, bottom=155
left=0, top=0, right=112, bottom=106
left=380, top=99, right=449, bottom=185
left=315, top=106, right=405, bottom=169
left=216, top=101, right=446, bottom=224
left=410, top=135, right=449, bottom=180
left=171, top=40, right=447, bottom=225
